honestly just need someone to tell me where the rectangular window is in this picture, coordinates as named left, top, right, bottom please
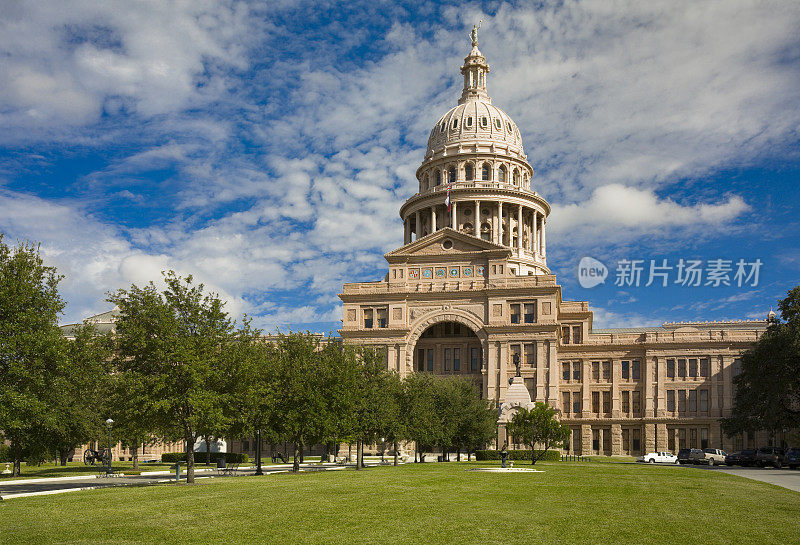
left=471, top=347, right=479, bottom=372
left=667, top=358, right=675, bottom=378
left=561, top=326, right=571, bottom=344
left=453, top=348, right=460, bottom=372
left=377, top=308, right=387, bottom=328
left=700, top=428, right=709, bottom=450
left=427, top=349, right=434, bottom=372
left=632, top=429, right=641, bottom=452
left=699, top=358, right=709, bottom=378
left=622, top=391, right=630, bottom=414
left=572, top=429, right=581, bottom=454
left=510, top=344, right=521, bottom=372
left=699, top=389, right=708, bottom=413
left=592, top=362, right=600, bottom=382
left=689, top=358, right=698, bottom=378
left=632, top=391, right=641, bottom=416
left=562, top=392, right=570, bottom=414
left=364, top=309, right=373, bottom=329
left=717, top=385, right=724, bottom=411
left=690, top=428, right=698, bottom=448
left=678, top=358, right=687, bottom=378
left=562, top=362, right=570, bottom=381
left=667, top=390, right=676, bottom=412
left=688, top=390, right=697, bottom=412
left=572, top=325, right=582, bottom=344
left=524, top=303, right=535, bottom=323
left=733, top=357, right=742, bottom=376
left=417, top=348, right=424, bottom=372
left=621, top=360, right=630, bottom=380
left=572, top=362, right=581, bottom=381
left=678, top=390, right=687, bottom=413
left=444, top=348, right=451, bottom=371
left=524, top=343, right=535, bottom=368
left=510, top=304, right=520, bottom=324
left=622, top=429, right=630, bottom=452
left=602, top=391, right=611, bottom=414
left=592, top=391, right=600, bottom=414
left=602, top=361, right=610, bottom=382
left=632, top=360, right=641, bottom=380
left=679, top=428, right=687, bottom=449
left=592, top=429, right=600, bottom=452
left=573, top=398, right=581, bottom=414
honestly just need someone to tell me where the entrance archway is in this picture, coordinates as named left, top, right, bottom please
left=412, top=321, right=483, bottom=378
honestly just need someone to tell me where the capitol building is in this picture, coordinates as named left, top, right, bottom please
left=339, top=31, right=772, bottom=456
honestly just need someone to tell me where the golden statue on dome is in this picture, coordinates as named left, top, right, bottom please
left=470, top=20, right=482, bottom=47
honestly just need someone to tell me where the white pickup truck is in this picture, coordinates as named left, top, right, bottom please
left=637, top=451, right=678, bottom=464
left=702, top=448, right=727, bottom=466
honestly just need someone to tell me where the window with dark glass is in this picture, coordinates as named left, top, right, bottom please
left=444, top=348, right=451, bottom=371
left=573, top=398, right=581, bottom=414
left=453, top=348, right=460, bottom=371
left=632, top=429, right=641, bottom=452
left=364, top=309, right=373, bottom=329
left=678, top=390, right=687, bottom=413
left=678, top=358, right=687, bottom=378
left=667, top=390, right=676, bottom=412
left=592, top=391, right=600, bottom=413
left=592, top=429, right=599, bottom=451
left=632, top=360, right=640, bottom=380
left=471, top=347, right=479, bottom=371
left=689, top=358, right=698, bottom=378
left=699, top=389, right=708, bottom=412
left=622, top=391, right=630, bottom=414
left=561, top=326, right=571, bottom=344
left=448, top=166, right=456, bottom=183
left=632, top=391, right=641, bottom=415
left=592, top=362, right=600, bottom=382
left=482, top=163, right=490, bottom=180
left=700, top=428, right=709, bottom=450
left=562, top=362, right=570, bottom=381
left=510, top=304, right=520, bottom=324
left=524, top=344, right=535, bottom=368
left=688, top=390, right=697, bottom=412
left=562, top=392, right=570, bottom=414
left=667, top=358, right=675, bottom=378
left=427, top=349, right=434, bottom=372
left=699, top=358, right=709, bottom=377
left=524, top=304, right=535, bottom=323
left=572, top=363, right=580, bottom=381
left=572, top=325, right=582, bottom=344
left=465, top=164, right=474, bottom=181
left=602, top=361, right=610, bottom=382
left=622, top=360, right=630, bottom=380
left=417, top=349, right=424, bottom=372
left=377, top=308, right=387, bottom=328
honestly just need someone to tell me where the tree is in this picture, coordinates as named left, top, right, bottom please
left=402, top=373, right=441, bottom=462
left=108, top=271, right=236, bottom=483
left=446, top=378, right=496, bottom=460
left=723, top=287, right=800, bottom=441
left=0, top=237, right=67, bottom=476
left=507, top=402, right=570, bottom=464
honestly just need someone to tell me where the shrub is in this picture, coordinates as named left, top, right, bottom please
left=474, top=449, right=561, bottom=462
left=161, top=452, right=249, bottom=464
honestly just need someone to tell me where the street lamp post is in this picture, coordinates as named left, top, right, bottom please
left=105, top=418, right=114, bottom=475
left=255, top=429, right=263, bottom=475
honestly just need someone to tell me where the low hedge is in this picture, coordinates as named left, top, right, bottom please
left=474, top=449, right=561, bottom=462
left=161, top=452, right=249, bottom=464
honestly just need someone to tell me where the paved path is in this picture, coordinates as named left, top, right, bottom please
left=684, top=464, right=800, bottom=493
left=0, top=462, right=377, bottom=500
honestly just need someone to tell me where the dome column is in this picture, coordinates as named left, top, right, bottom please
left=474, top=200, right=480, bottom=238
left=431, top=205, right=437, bottom=233
left=532, top=210, right=538, bottom=256
left=451, top=200, right=457, bottom=229
left=497, top=202, right=503, bottom=245
left=415, top=210, right=421, bottom=240
left=542, top=217, right=547, bottom=257
left=517, top=204, right=523, bottom=251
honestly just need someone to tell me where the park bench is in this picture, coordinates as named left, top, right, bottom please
left=217, top=461, right=240, bottom=476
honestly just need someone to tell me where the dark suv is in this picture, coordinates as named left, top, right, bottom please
left=785, top=448, right=800, bottom=469
left=738, top=449, right=758, bottom=466
left=756, top=446, right=785, bottom=468
left=677, top=448, right=705, bottom=465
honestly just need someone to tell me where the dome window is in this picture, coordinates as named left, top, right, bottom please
left=481, top=116, right=488, bottom=128
left=442, top=239, right=453, bottom=250
left=423, top=175, right=429, bottom=190
left=481, top=162, right=491, bottom=181
left=507, top=122, right=513, bottom=132
left=452, top=118, right=459, bottom=130
left=465, top=164, right=474, bottom=181
left=466, top=116, right=473, bottom=127
left=464, top=208, right=472, bottom=216
left=440, top=122, right=445, bottom=133
left=462, top=222, right=474, bottom=235
left=495, top=118, right=502, bottom=130
left=448, top=166, right=456, bottom=183
left=513, top=169, right=520, bottom=186
left=498, top=165, right=507, bottom=183
left=436, top=170, right=442, bottom=185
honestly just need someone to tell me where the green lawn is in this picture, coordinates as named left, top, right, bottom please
left=0, top=461, right=177, bottom=480
left=2, top=461, right=798, bottom=544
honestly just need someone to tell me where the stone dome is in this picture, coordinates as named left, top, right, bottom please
left=426, top=100, right=524, bottom=156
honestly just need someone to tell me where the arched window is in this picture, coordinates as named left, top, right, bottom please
left=482, top=163, right=491, bottom=181
left=523, top=174, right=528, bottom=189
left=495, top=118, right=502, bottom=130
left=507, top=122, right=513, bottom=132
left=463, top=222, right=474, bottom=235
left=436, top=170, right=442, bottom=186
left=423, top=175, right=429, bottom=190
left=498, top=166, right=507, bottom=183
left=440, top=121, right=445, bottom=133
left=513, top=169, right=519, bottom=186
left=466, top=116, right=473, bottom=127
left=480, top=222, right=492, bottom=241
left=452, top=118, right=459, bottom=130
left=449, top=166, right=456, bottom=183
left=481, top=116, right=488, bottom=128
left=465, top=164, right=474, bottom=181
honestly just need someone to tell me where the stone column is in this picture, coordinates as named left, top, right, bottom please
left=517, top=204, right=523, bottom=250
left=498, top=342, right=509, bottom=402
left=387, top=345, right=397, bottom=373
left=644, top=423, right=656, bottom=453
left=612, top=359, right=621, bottom=418
left=547, top=341, right=559, bottom=406
left=536, top=341, right=546, bottom=402
left=656, top=423, right=668, bottom=451
left=582, top=425, right=592, bottom=456
left=644, top=357, right=655, bottom=418
left=474, top=200, right=480, bottom=237
left=581, top=360, right=591, bottom=418
left=532, top=210, right=538, bottom=255
left=403, top=217, right=410, bottom=244
left=656, top=356, right=667, bottom=417
left=611, top=424, right=622, bottom=455
left=485, top=340, right=497, bottom=401
left=415, top=210, right=421, bottom=239
left=498, top=202, right=503, bottom=245
left=431, top=205, right=437, bottom=233
left=541, top=217, right=546, bottom=256
left=451, top=200, right=457, bottom=229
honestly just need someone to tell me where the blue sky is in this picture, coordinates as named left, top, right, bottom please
left=1, top=0, right=799, bottom=333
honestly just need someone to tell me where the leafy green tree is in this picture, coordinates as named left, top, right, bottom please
left=447, top=378, right=496, bottom=460
left=402, top=373, right=441, bottom=462
left=723, top=287, right=800, bottom=441
left=507, top=402, right=570, bottom=465
left=108, top=271, right=236, bottom=483
left=0, top=237, right=67, bottom=476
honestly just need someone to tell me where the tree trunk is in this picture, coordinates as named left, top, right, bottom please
left=355, top=439, right=362, bottom=470
left=186, top=436, right=195, bottom=484
left=292, top=442, right=301, bottom=473
left=12, top=440, right=22, bottom=477
left=393, top=440, right=399, bottom=466
left=457, top=448, right=461, bottom=462
left=58, top=449, right=68, bottom=466
left=132, top=440, right=139, bottom=470
left=205, top=436, right=211, bottom=465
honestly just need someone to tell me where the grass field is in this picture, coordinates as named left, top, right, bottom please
left=2, top=461, right=798, bottom=544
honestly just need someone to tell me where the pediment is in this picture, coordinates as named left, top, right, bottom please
left=385, top=228, right=510, bottom=261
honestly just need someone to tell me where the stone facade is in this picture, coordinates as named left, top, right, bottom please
left=339, top=31, right=771, bottom=456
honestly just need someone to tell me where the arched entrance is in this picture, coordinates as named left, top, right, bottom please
left=412, top=321, right=483, bottom=377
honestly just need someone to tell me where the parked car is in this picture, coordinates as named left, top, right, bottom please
left=677, top=448, right=705, bottom=465
left=637, top=451, right=678, bottom=464
left=784, top=448, right=800, bottom=469
left=756, top=446, right=785, bottom=468
left=725, top=451, right=742, bottom=466
left=738, top=449, right=758, bottom=466
left=702, top=448, right=727, bottom=466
